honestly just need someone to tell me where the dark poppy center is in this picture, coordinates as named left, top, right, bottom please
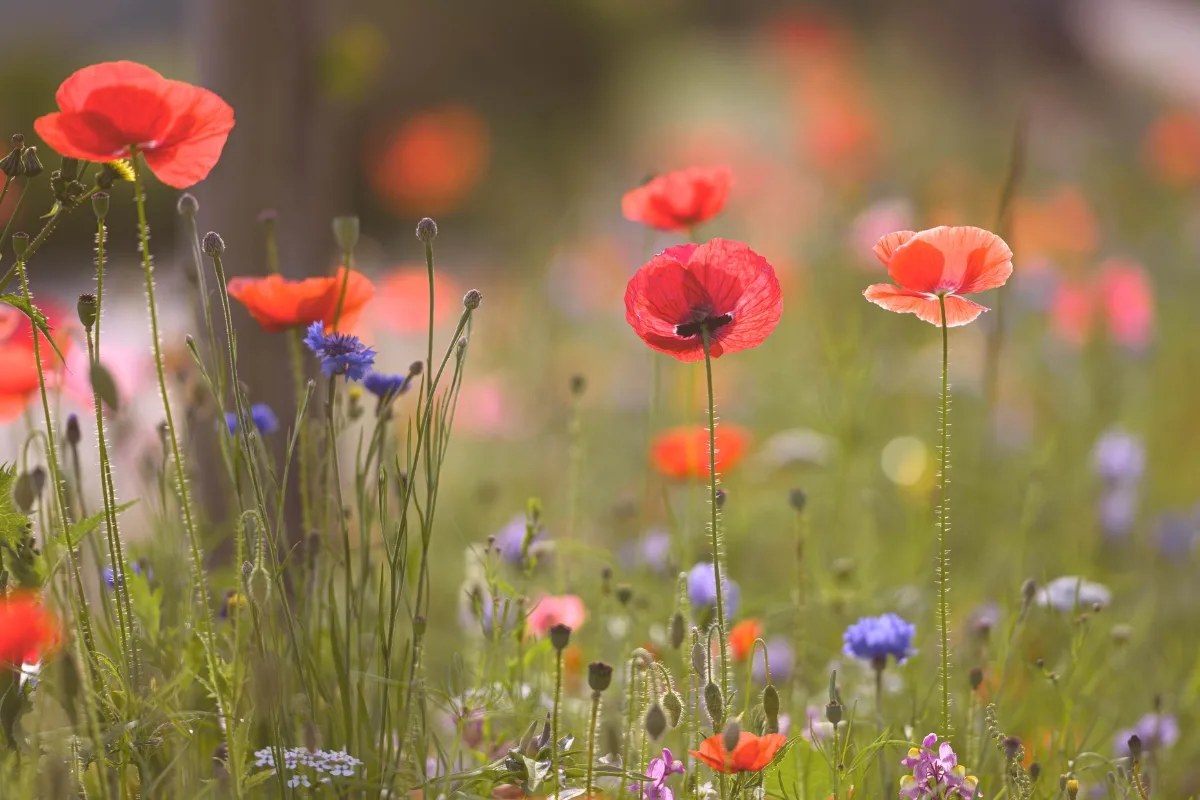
left=675, top=313, right=733, bottom=339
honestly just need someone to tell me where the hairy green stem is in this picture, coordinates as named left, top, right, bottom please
left=585, top=692, right=601, bottom=799
left=700, top=328, right=728, bottom=698
left=553, top=648, right=564, bottom=800
left=937, top=293, right=952, bottom=737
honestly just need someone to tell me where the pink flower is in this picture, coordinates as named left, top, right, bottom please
left=525, top=594, right=586, bottom=636
left=1051, top=259, right=1155, bottom=351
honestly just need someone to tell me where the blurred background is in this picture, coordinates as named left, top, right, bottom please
left=4, top=2, right=1200, bottom=779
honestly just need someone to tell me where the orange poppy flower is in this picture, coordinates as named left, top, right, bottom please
left=370, top=266, right=463, bottom=335
left=729, top=619, right=762, bottom=662
left=0, top=593, right=63, bottom=666
left=0, top=302, right=73, bottom=423
left=226, top=267, right=374, bottom=333
left=691, top=731, right=787, bottom=774
left=1143, top=110, right=1200, bottom=186
left=863, top=226, right=1013, bottom=327
left=651, top=425, right=750, bottom=480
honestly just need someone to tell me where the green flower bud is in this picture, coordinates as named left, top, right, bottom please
left=662, top=690, right=683, bottom=728
left=722, top=720, right=740, bottom=753
left=669, top=611, right=685, bottom=649
left=20, top=146, right=42, bottom=177
left=12, top=232, right=29, bottom=258
left=92, top=191, right=110, bottom=220
left=248, top=564, right=272, bottom=607
left=416, top=217, right=437, bottom=243
left=763, top=683, right=780, bottom=724
left=644, top=704, right=667, bottom=740
left=333, top=215, right=360, bottom=253
left=588, top=662, right=612, bottom=693
left=463, top=289, right=483, bottom=310
left=549, top=623, right=571, bottom=652
left=60, top=157, right=79, bottom=183
left=704, top=681, right=724, bottom=728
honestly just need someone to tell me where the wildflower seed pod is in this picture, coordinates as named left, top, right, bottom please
left=588, top=661, right=613, bottom=693
left=691, top=642, right=705, bottom=681
left=202, top=231, right=225, bottom=257
left=65, top=414, right=81, bottom=447
left=644, top=703, right=667, bottom=740
left=248, top=564, right=272, bottom=608
left=569, top=374, right=586, bottom=396
left=12, top=232, right=29, bottom=258
left=616, top=585, right=633, bottom=606
left=76, top=294, right=97, bottom=331
left=968, top=667, right=983, bottom=691
left=463, top=289, right=483, bottom=310
left=416, top=217, right=438, bottom=243
left=333, top=215, right=360, bottom=253
left=20, top=146, right=42, bottom=178
left=703, top=681, right=724, bottom=727
left=662, top=690, right=682, bottom=728
left=722, top=720, right=740, bottom=754
left=788, top=488, right=807, bottom=512
left=1029, top=762, right=1041, bottom=783
left=669, top=611, right=685, bottom=649
left=549, top=623, right=571, bottom=652
left=13, top=470, right=41, bottom=513
left=825, top=700, right=843, bottom=726
left=1127, top=735, right=1142, bottom=759
left=0, top=135, right=23, bottom=178
left=92, top=191, right=110, bottom=220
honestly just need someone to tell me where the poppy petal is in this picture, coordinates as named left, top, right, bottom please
left=55, top=60, right=163, bottom=112
left=894, top=226, right=1012, bottom=295
left=863, top=284, right=987, bottom=327
left=690, top=735, right=733, bottom=774
left=873, top=230, right=916, bottom=266
left=143, top=82, right=235, bottom=188
left=622, top=167, right=732, bottom=232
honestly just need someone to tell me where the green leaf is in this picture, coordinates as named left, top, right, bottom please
left=0, top=295, right=66, bottom=366
left=0, top=464, right=29, bottom=548
left=61, top=500, right=138, bottom=548
left=90, top=361, right=120, bottom=411
left=125, top=570, right=161, bottom=645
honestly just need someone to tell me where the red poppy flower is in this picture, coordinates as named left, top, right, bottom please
left=863, top=226, right=1013, bottom=327
left=0, top=303, right=74, bottom=423
left=625, top=238, right=782, bottom=362
left=226, top=267, right=374, bottom=333
left=651, top=424, right=750, bottom=481
left=0, top=593, right=63, bottom=666
left=34, top=61, right=234, bottom=189
left=690, top=732, right=787, bottom=774
left=1051, top=259, right=1154, bottom=350
left=729, top=618, right=762, bottom=662
left=622, top=166, right=733, bottom=232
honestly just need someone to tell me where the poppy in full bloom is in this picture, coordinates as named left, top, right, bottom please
left=863, top=226, right=1013, bottom=327
left=226, top=268, right=374, bottom=333
left=525, top=594, right=586, bottom=637
left=34, top=61, right=234, bottom=189
left=690, top=731, right=787, bottom=774
left=625, top=239, right=782, bottom=362
left=729, top=618, right=762, bottom=662
left=651, top=424, right=750, bottom=480
left=622, top=166, right=733, bottom=232
left=0, top=593, right=63, bottom=666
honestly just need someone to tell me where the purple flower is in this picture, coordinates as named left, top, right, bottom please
left=303, top=321, right=376, bottom=381
left=363, top=371, right=412, bottom=402
left=842, top=613, right=915, bottom=667
left=1091, top=429, right=1145, bottom=486
left=493, top=514, right=544, bottom=565
left=225, top=403, right=279, bottom=436
left=629, top=748, right=685, bottom=800
left=899, top=733, right=979, bottom=798
left=1036, top=576, right=1111, bottom=613
left=687, top=563, right=740, bottom=619
left=752, top=637, right=795, bottom=684
left=1115, top=713, right=1180, bottom=755
left=1098, top=484, right=1139, bottom=541
left=1155, top=511, right=1198, bottom=558
left=102, top=560, right=143, bottom=590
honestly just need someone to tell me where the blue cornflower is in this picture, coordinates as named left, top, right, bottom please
left=225, top=403, right=280, bottom=435
left=363, top=371, right=412, bottom=402
left=493, top=514, right=545, bottom=565
left=102, top=560, right=143, bottom=590
left=686, top=562, right=740, bottom=619
left=842, top=613, right=915, bottom=667
left=303, top=321, right=376, bottom=381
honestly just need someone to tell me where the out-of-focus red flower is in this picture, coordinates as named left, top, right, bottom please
left=368, top=104, right=489, bottom=215
left=226, top=268, right=374, bottom=333
left=525, top=595, right=586, bottom=637
left=863, top=226, right=1013, bottom=327
left=0, top=593, right=63, bottom=666
left=624, top=238, right=782, bottom=362
left=1143, top=110, right=1200, bottom=186
left=1011, top=188, right=1097, bottom=260
left=622, top=167, right=733, bottom=232
left=691, top=731, right=787, bottom=774
left=34, top=61, right=233, bottom=188
left=0, top=302, right=74, bottom=423
left=729, top=618, right=762, bottom=662
left=369, top=266, right=463, bottom=335
left=651, top=425, right=750, bottom=481
left=1051, top=259, right=1154, bottom=350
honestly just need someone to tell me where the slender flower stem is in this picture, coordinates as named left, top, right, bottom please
left=699, top=328, right=728, bottom=697
left=129, top=150, right=233, bottom=790
left=936, top=293, right=952, bottom=737
left=585, top=692, right=602, bottom=798
left=552, top=649, right=564, bottom=800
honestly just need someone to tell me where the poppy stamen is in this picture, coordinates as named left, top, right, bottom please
left=675, top=313, right=733, bottom=339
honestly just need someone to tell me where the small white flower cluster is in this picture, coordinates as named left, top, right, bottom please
left=253, top=746, right=363, bottom=786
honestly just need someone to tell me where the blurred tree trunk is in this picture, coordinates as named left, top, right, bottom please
left=190, top=0, right=349, bottom=555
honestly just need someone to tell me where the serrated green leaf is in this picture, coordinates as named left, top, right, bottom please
left=0, top=463, right=30, bottom=548
left=61, top=499, right=138, bottom=548
left=0, top=294, right=66, bottom=366
left=90, top=361, right=120, bottom=411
